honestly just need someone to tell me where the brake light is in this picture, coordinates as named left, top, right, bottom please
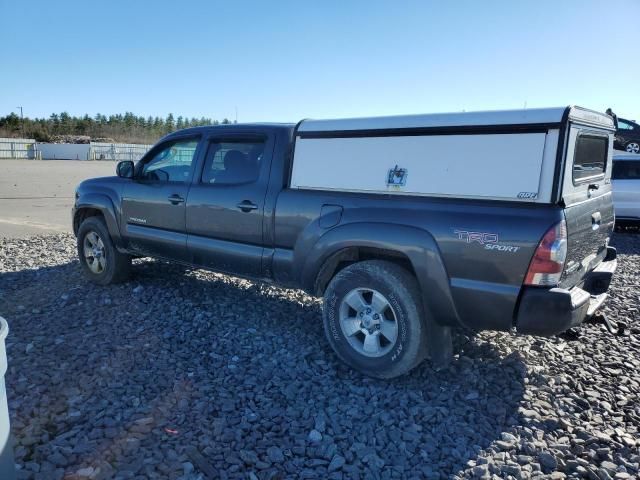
left=524, top=220, right=568, bottom=286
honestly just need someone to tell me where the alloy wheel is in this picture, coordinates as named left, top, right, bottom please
left=338, top=288, right=399, bottom=357
left=83, top=231, right=106, bottom=274
left=626, top=142, right=640, bottom=154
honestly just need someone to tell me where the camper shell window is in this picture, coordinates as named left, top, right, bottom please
left=572, top=134, right=608, bottom=183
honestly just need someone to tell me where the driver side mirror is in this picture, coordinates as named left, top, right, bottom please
left=116, top=160, right=134, bottom=179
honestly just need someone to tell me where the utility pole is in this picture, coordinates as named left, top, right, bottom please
left=16, top=106, right=24, bottom=137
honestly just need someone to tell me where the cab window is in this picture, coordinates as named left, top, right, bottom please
left=139, top=139, right=199, bottom=182
left=201, top=138, right=265, bottom=185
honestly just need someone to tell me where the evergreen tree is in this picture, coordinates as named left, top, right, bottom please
left=49, top=113, right=60, bottom=134
left=0, top=110, right=224, bottom=144
left=165, top=113, right=175, bottom=132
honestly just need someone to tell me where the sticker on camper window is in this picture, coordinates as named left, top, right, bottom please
left=387, top=165, right=407, bottom=186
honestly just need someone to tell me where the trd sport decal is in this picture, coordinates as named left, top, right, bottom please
left=454, top=229, right=520, bottom=253
left=454, top=230, right=498, bottom=245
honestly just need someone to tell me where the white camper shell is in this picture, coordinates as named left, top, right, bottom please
left=290, top=106, right=615, bottom=204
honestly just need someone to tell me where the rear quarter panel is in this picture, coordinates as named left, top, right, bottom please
left=272, top=190, right=562, bottom=331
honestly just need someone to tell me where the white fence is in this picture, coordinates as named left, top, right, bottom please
left=0, top=138, right=39, bottom=159
left=37, top=143, right=90, bottom=160
left=0, top=138, right=152, bottom=161
left=89, top=142, right=152, bottom=161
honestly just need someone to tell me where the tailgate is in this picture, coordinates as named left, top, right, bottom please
left=560, top=123, right=615, bottom=289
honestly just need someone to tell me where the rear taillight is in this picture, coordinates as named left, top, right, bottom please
left=524, top=220, right=568, bottom=287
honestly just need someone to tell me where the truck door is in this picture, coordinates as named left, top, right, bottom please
left=185, top=133, right=274, bottom=277
left=560, top=125, right=615, bottom=289
left=121, top=137, right=201, bottom=261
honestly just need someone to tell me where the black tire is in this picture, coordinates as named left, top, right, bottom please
left=77, top=216, right=131, bottom=285
left=322, top=260, right=428, bottom=379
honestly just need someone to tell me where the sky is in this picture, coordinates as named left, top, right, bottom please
left=1, top=0, right=639, bottom=123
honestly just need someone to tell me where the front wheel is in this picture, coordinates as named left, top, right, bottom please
left=626, top=141, right=640, bottom=154
left=322, top=260, right=428, bottom=378
left=77, top=216, right=131, bottom=285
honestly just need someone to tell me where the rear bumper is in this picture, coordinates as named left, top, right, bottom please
left=515, top=247, right=617, bottom=336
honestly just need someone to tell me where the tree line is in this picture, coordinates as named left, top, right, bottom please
left=0, top=112, right=234, bottom=144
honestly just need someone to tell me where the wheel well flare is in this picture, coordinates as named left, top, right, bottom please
left=314, top=247, right=416, bottom=296
left=74, top=208, right=104, bottom=235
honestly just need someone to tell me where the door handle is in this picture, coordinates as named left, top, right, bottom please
left=168, top=194, right=185, bottom=205
left=236, top=200, right=258, bottom=212
left=587, top=183, right=600, bottom=198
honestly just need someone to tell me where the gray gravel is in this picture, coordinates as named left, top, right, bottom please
left=0, top=233, right=639, bottom=479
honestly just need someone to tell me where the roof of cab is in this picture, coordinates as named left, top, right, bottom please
left=297, top=106, right=614, bottom=134
left=163, top=122, right=295, bottom=140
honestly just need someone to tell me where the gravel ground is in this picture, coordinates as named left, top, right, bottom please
left=0, top=233, right=639, bottom=480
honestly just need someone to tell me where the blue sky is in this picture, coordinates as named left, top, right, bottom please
left=1, top=0, right=638, bottom=122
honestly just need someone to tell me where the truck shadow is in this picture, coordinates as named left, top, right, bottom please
left=1, top=259, right=526, bottom=478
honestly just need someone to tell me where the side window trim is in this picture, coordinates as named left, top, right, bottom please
left=135, top=135, right=202, bottom=183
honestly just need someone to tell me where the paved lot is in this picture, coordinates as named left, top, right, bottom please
left=0, top=160, right=115, bottom=237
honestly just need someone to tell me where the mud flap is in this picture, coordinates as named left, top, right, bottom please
left=426, top=320, right=453, bottom=370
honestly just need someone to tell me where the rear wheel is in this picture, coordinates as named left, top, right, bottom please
left=626, top=141, right=640, bottom=154
left=77, top=216, right=131, bottom=285
left=322, top=260, right=428, bottom=378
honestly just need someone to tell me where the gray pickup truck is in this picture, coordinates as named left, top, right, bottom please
left=73, top=106, right=618, bottom=378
